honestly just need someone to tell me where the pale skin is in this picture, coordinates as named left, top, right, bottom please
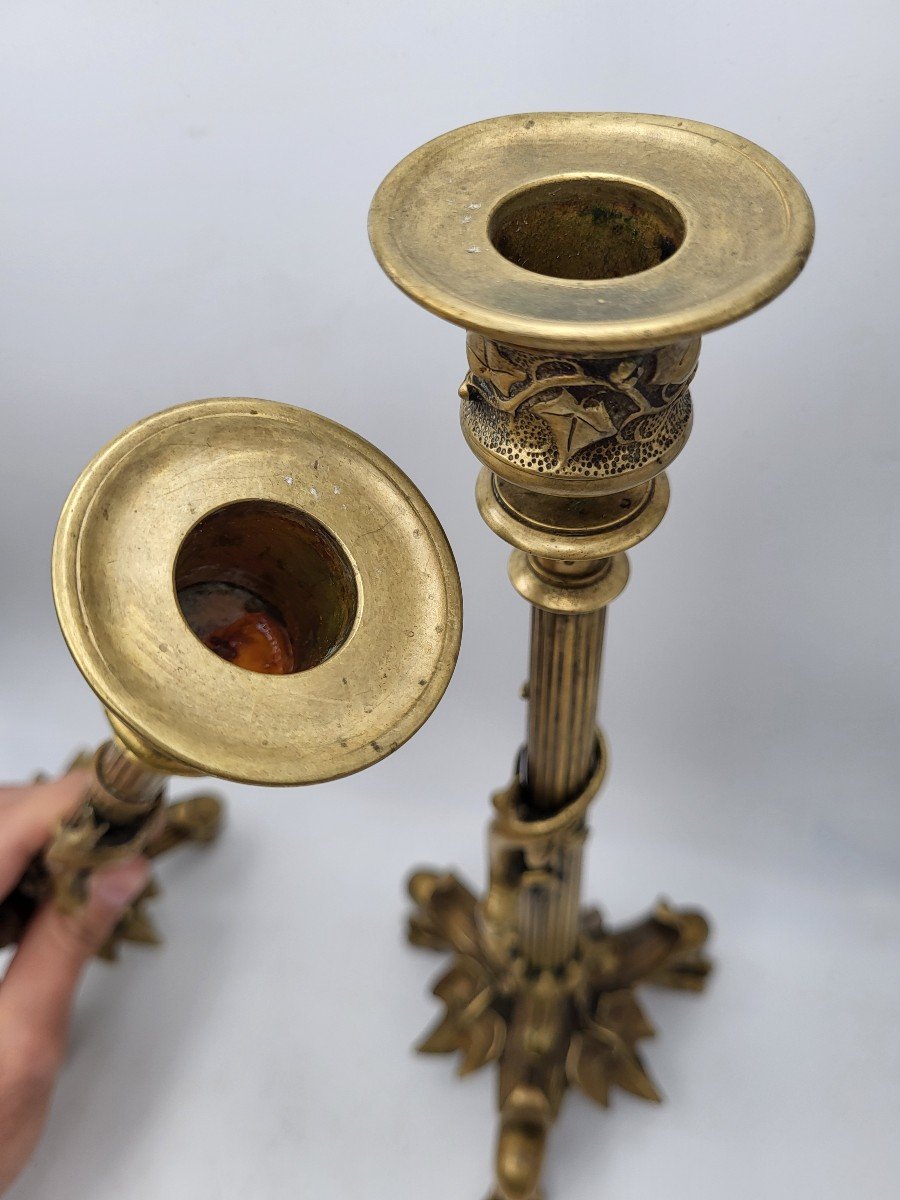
left=0, top=771, right=149, bottom=1195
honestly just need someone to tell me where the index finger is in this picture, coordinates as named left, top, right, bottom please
left=0, top=771, right=89, bottom=901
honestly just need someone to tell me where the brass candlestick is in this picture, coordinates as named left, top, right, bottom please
left=370, top=113, right=814, bottom=1200
left=1, top=397, right=461, bottom=956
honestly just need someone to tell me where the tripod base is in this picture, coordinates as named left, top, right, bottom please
left=0, top=748, right=224, bottom=958
left=408, top=870, right=712, bottom=1200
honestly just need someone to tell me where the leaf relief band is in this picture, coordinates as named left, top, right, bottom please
left=460, top=333, right=700, bottom=481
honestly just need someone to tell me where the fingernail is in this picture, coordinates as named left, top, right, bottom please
left=91, top=857, right=152, bottom=909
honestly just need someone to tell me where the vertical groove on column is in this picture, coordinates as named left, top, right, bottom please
left=518, top=834, right=585, bottom=969
left=518, top=595, right=606, bottom=967
left=526, top=606, right=606, bottom=811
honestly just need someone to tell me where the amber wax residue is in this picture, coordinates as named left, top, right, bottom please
left=177, top=582, right=295, bottom=674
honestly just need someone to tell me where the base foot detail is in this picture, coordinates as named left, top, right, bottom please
left=0, top=749, right=224, bottom=957
left=408, top=869, right=711, bottom=1200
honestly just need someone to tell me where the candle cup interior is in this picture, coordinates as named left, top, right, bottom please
left=488, top=177, right=685, bottom=281
left=174, top=500, right=358, bottom=675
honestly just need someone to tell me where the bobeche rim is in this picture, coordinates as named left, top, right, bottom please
left=369, top=111, right=814, bottom=353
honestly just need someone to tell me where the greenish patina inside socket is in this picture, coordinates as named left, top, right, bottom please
left=488, top=178, right=685, bottom=281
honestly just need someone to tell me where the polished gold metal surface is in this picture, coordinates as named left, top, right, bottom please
left=370, top=112, right=813, bottom=1200
left=369, top=112, right=813, bottom=353
left=3, top=397, right=461, bottom=957
left=54, top=397, right=461, bottom=785
left=476, top=469, right=669, bottom=560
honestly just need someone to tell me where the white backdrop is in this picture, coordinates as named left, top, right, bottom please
left=1, top=3, right=898, bottom=1198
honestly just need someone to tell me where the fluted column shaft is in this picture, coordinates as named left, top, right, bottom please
left=514, top=558, right=609, bottom=968
left=525, top=603, right=606, bottom=812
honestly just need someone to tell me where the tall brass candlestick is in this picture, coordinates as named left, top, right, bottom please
left=370, top=113, right=814, bottom=1200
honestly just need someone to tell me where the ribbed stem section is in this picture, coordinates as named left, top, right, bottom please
left=526, top=606, right=606, bottom=811
left=514, top=561, right=609, bottom=967
left=518, top=834, right=585, bottom=968
left=87, top=741, right=166, bottom=823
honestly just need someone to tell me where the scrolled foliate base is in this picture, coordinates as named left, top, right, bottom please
left=408, top=868, right=711, bottom=1200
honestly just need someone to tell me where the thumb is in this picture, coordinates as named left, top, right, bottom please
left=0, top=857, right=151, bottom=1052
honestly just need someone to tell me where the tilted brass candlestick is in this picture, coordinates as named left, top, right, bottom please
left=1, top=397, right=461, bottom=956
left=370, top=113, right=814, bottom=1199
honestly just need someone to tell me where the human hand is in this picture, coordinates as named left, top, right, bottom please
left=0, top=771, right=149, bottom=1194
